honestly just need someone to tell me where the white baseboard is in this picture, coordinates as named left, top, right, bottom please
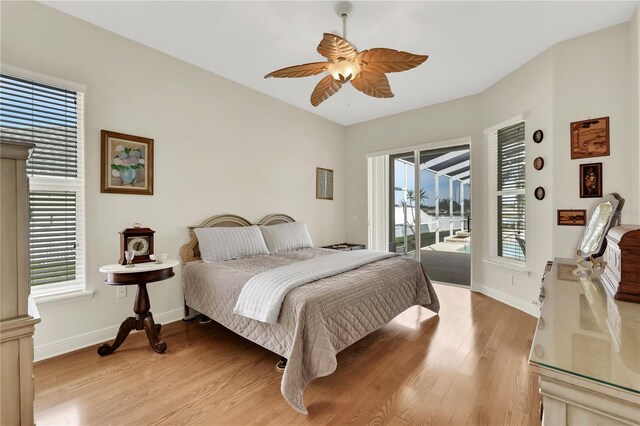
left=34, top=307, right=184, bottom=362
left=472, top=283, right=540, bottom=318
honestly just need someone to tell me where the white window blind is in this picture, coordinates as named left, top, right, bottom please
left=0, top=73, right=85, bottom=291
left=488, top=121, right=526, bottom=263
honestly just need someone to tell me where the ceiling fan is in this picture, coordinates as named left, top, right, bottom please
left=265, top=1, right=429, bottom=107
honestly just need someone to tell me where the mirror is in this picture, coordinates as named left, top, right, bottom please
left=577, top=193, right=624, bottom=260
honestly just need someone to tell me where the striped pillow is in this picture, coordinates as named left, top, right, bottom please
left=260, top=222, right=314, bottom=253
left=194, top=225, right=269, bottom=262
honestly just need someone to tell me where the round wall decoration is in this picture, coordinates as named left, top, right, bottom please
left=533, top=129, right=544, bottom=143
left=534, top=157, right=544, bottom=170
left=535, top=187, right=546, bottom=200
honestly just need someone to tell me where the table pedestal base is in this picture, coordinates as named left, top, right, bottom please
left=98, top=282, right=167, bottom=355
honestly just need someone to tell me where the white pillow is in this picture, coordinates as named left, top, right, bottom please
left=194, top=225, right=269, bottom=262
left=260, top=222, right=314, bottom=253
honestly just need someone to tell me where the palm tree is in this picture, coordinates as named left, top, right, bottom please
left=396, top=188, right=428, bottom=244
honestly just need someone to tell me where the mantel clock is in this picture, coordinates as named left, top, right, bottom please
left=119, top=223, right=155, bottom=265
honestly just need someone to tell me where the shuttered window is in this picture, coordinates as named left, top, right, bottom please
left=490, top=122, right=526, bottom=262
left=29, top=191, right=77, bottom=285
left=0, top=72, right=84, bottom=290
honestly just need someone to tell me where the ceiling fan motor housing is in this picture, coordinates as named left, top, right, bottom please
left=335, top=1, right=353, bottom=18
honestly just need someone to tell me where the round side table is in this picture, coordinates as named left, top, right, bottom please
left=97, top=259, right=178, bottom=356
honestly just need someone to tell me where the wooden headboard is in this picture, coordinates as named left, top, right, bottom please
left=179, top=213, right=296, bottom=264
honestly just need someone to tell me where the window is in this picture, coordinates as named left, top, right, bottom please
left=488, top=121, right=526, bottom=262
left=0, top=73, right=85, bottom=293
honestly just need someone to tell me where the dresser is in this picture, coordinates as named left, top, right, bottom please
left=603, top=225, right=640, bottom=303
left=1, top=140, right=40, bottom=426
left=529, top=258, right=640, bottom=425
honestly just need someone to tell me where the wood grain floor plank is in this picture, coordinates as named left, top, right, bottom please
left=33, top=284, right=541, bottom=425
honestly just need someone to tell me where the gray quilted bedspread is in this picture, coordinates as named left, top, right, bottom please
left=183, top=248, right=440, bottom=414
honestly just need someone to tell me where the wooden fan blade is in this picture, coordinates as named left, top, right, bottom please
left=356, top=48, right=428, bottom=73
left=265, top=62, right=330, bottom=78
left=350, top=71, right=394, bottom=99
left=311, top=75, right=343, bottom=107
left=317, top=33, right=358, bottom=61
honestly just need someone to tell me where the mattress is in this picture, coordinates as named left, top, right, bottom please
left=183, top=247, right=439, bottom=414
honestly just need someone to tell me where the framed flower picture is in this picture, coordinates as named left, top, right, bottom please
left=101, top=130, right=154, bottom=195
left=579, top=163, right=602, bottom=198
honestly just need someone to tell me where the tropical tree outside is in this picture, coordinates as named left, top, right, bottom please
left=395, top=188, right=428, bottom=253
left=396, top=188, right=427, bottom=234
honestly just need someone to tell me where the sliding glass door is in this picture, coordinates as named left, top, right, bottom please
left=387, top=146, right=471, bottom=285
left=417, top=147, right=470, bottom=252
left=389, top=152, right=417, bottom=257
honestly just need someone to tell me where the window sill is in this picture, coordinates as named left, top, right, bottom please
left=33, top=288, right=95, bottom=307
left=482, top=258, right=531, bottom=275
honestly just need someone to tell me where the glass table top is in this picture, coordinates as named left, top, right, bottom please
left=529, top=258, right=640, bottom=394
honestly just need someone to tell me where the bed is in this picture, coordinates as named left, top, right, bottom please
left=179, top=213, right=440, bottom=414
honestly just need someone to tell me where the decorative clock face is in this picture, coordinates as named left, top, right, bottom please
left=127, top=237, right=150, bottom=256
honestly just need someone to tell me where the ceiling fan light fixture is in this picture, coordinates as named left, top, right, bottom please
left=328, top=60, right=361, bottom=81
left=264, top=2, right=428, bottom=106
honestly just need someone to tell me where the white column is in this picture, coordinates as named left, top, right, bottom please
left=435, top=174, right=439, bottom=244
left=414, top=151, right=421, bottom=260
left=460, top=182, right=465, bottom=230
left=449, top=178, right=454, bottom=236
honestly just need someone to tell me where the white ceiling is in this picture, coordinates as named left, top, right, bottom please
left=41, top=1, right=638, bottom=126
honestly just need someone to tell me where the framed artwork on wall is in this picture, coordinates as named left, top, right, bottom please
left=579, top=163, right=603, bottom=198
left=101, top=130, right=154, bottom=195
left=533, top=129, right=544, bottom=143
left=316, top=167, right=334, bottom=200
left=557, top=209, right=587, bottom=226
left=570, top=116, right=610, bottom=160
left=533, top=157, right=544, bottom=170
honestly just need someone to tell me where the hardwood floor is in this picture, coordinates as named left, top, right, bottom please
left=34, top=284, right=541, bottom=425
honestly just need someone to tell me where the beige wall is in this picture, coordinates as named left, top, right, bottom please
left=346, top=23, right=637, bottom=314
left=1, top=1, right=347, bottom=357
left=478, top=49, right=555, bottom=309
left=632, top=4, right=640, bottom=207
left=553, top=23, right=637, bottom=256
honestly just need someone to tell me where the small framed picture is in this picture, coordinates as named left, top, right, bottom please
left=533, top=129, right=544, bottom=143
left=534, top=187, right=545, bottom=200
left=101, top=130, right=154, bottom=195
left=316, top=167, right=334, bottom=200
left=579, top=163, right=602, bottom=198
left=533, top=157, right=544, bottom=170
left=557, top=209, right=587, bottom=226
left=570, top=116, right=609, bottom=160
